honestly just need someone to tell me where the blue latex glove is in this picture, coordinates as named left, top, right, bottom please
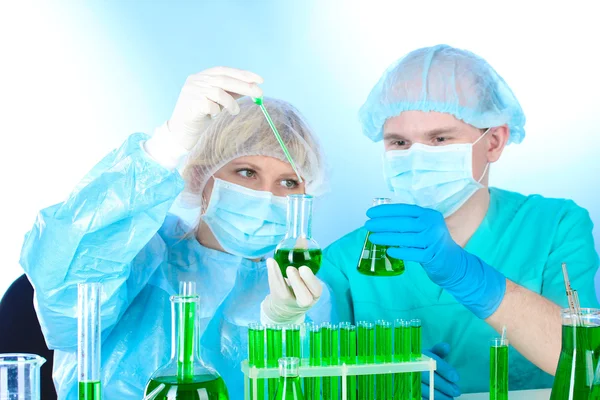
left=365, top=203, right=506, bottom=319
left=421, top=343, right=461, bottom=400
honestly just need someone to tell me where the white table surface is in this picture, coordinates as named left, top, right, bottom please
left=457, top=388, right=551, bottom=399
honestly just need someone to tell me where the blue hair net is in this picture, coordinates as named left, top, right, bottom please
left=359, top=44, right=526, bottom=144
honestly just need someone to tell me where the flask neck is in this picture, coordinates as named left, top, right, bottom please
left=286, top=195, right=313, bottom=239
left=170, top=295, right=200, bottom=381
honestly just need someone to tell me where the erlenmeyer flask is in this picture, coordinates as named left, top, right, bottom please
left=0, top=353, right=46, bottom=400
left=144, top=282, right=229, bottom=400
left=357, top=198, right=404, bottom=276
left=274, top=357, right=304, bottom=400
left=274, top=195, right=322, bottom=278
left=550, top=308, right=600, bottom=399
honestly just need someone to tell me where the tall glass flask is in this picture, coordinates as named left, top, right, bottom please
left=274, top=195, right=322, bottom=278
left=78, top=283, right=102, bottom=400
left=274, top=357, right=305, bottom=400
left=144, top=282, right=229, bottom=399
left=357, top=198, right=405, bottom=276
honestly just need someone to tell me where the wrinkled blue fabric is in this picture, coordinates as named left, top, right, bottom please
left=359, top=44, right=526, bottom=144
left=20, top=133, right=333, bottom=399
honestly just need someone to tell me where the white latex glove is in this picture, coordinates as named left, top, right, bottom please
left=260, top=258, right=323, bottom=326
left=144, top=67, right=264, bottom=169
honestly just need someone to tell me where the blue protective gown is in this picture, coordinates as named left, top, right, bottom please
left=19, top=133, right=332, bottom=399
left=319, top=187, right=599, bottom=393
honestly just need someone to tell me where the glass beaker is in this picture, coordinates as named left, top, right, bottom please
left=144, top=282, right=229, bottom=400
left=274, top=357, right=304, bottom=400
left=0, top=353, right=46, bottom=400
left=274, top=195, right=322, bottom=278
left=550, top=308, right=600, bottom=400
left=357, top=198, right=405, bottom=276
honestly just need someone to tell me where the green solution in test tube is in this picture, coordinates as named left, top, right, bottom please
left=375, top=320, right=392, bottom=400
left=357, top=322, right=375, bottom=400
left=267, top=325, right=283, bottom=399
left=78, top=283, right=102, bottom=400
left=340, top=324, right=357, bottom=400
left=304, top=324, right=321, bottom=400
left=286, top=325, right=301, bottom=358
left=248, top=323, right=266, bottom=400
left=252, top=97, right=303, bottom=183
left=410, top=319, right=422, bottom=400
left=325, top=323, right=340, bottom=400
left=300, top=322, right=312, bottom=398
left=320, top=323, right=334, bottom=400
left=393, top=319, right=411, bottom=400
left=490, top=338, right=509, bottom=400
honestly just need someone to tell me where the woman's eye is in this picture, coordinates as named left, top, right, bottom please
left=393, top=140, right=407, bottom=146
left=435, top=136, right=448, bottom=143
left=237, top=169, right=256, bottom=178
left=281, top=179, right=299, bottom=189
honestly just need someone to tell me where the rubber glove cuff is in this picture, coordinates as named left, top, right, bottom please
left=143, top=123, right=189, bottom=170
left=260, top=295, right=307, bottom=326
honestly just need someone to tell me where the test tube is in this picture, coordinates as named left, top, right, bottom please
left=393, top=319, right=411, bottom=400
left=304, top=324, right=322, bottom=400
left=286, top=324, right=301, bottom=358
left=375, top=320, right=392, bottom=399
left=490, top=338, right=509, bottom=400
left=340, top=324, right=357, bottom=400
left=266, top=325, right=283, bottom=399
left=321, top=323, right=339, bottom=400
left=357, top=321, right=375, bottom=400
left=78, top=283, right=102, bottom=400
left=410, top=319, right=422, bottom=400
left=248, top=323, right=266, bottom=400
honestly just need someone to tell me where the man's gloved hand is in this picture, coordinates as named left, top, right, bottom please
left=422, top=343, right=461, bottom=400
left=260, top=258, right=323, bottom=325
left=365, top=203, right=506, bottom=319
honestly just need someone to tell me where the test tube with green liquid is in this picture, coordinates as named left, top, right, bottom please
left=303, top=324, right=322, bottom=400
left=248, top=323, right=266, bottom=400
left=490, top=338, right=509, bottom=400
left=321, top=323, right=339, bottom=400
left=340, top=324, right=357, bottom=400
left=375, top=320, right=392, bottom=400
left=357, top=321, right=375, bottom=400
left=78, top=283, right=102, bottom=400
left=267, top=325, right=283, bottom=399
left=286, top=324, right=301, bottom=359
left=410, top=319, right=422, bottom=400
left=393, top=319, right=411, bottom=400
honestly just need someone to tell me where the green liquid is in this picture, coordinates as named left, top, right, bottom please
left=78, top=381, right=101, bottom=400
left=286, top=327, right=301, bottom=358
left=178, top=301, right=196, bottom=382
left=590, top=383, right=600, bottom=399
left=320, top=325, right=339, bottom=400
left=358, top=324, right=375, bottom=400
left=490, top=345, right=508, bottom=400
left=551, top=324, right=600, bottom=399
left=340, top=327, right=357, bottom=400
left=274, top=248, right=322, bottom=278
left=267, top=327, right=283, bottom=399
left=376, top=323, right=392, bottom=400
left=411, top=324, right=422, bottom=400
left=248, top=327, right=265, bottom=400
left=305, top=329, right=322, bottom=400
left=393, top=324, right=411, bottom=400
left=275, top=376, right=305, bottom=400
left=145, top=375, right=229, bottom=400
left=357, top=232, right=405, bottom=276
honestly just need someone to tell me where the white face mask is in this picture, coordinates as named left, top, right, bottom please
left=383, top=129, right=490, bottom=217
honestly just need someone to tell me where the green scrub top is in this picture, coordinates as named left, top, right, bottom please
left=319, top=188, right=599, bottom=393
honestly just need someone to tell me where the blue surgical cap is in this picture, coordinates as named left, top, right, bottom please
left=359, top=44, right=526, bottom=144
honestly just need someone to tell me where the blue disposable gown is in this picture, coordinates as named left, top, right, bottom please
left=319, top=187, right=599, bottom=393
left=19, top=133, right=333, bottom=399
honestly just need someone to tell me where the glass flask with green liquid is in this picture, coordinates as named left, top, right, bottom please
left=550, top=308, right=600, bottom=400
left=357, top=198, right=405, bottom=276
left=274, top=357, right=305, bottom=400
left=274, top=194, right=322, bottom=278
left=144, top=282, right=229, bottom=400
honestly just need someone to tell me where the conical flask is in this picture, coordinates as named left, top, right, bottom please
left=0, top=353, right=45, bottom=400
left=144, top=282, right=229, bottom=400
left=274, top=357, right=304, bottom=400
left=274, top=195, right=322, bottom=278
left=357, top=198, right=405, bottom=276
left=550, top=308, right=600, bottom=400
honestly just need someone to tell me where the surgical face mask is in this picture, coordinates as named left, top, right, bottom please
left=383, top=129, right=491, bottom=217
left=201, top=178, right=288, bottom=259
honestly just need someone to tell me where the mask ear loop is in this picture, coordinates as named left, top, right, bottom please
left=474, top=128, right=492, bottom=183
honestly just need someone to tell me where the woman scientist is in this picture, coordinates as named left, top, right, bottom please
left=20, top=67, right=330, bottom=399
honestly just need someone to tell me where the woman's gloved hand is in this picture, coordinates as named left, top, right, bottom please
left=422, top=343, right=461, bottom=400
left=260, top=258, right=323, bottom=325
